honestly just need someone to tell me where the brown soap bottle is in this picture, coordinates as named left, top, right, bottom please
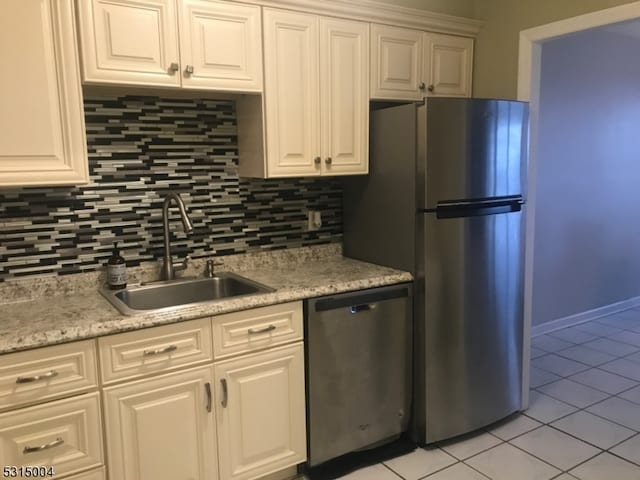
left=107, top=242, right=127, bottom=290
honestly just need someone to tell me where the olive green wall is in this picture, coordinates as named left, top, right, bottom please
left=472, top=0, right=640, bottom=99
left=375, top=0, right=475, bottom=18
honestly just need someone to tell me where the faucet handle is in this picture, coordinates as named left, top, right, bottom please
left=205, top=259, right=223, bottom=278
left=173, top=255, right=190, bottom=272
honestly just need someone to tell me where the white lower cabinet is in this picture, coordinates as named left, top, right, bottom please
left=102, top=365, right=218, bottom=480
left=1, top=302, right=306, bottom=480
left=0, top=392, right=104, bottom=479
left=214, top=344, right=306, bottom=480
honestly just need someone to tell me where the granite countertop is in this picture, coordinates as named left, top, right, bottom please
left=0, top=253, right=412, bottom=355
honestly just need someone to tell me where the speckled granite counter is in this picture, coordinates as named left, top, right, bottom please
left=0, top=248, right=412, bottom=355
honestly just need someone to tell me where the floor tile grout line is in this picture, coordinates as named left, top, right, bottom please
left=543, top=417, right=634, bottom=453
left=457, top=459, right=499, bottom=480
left=605, top=446, right=640, bottom=469
left=501, top=408, right=640, bottom=473
left=504, top=432, right=597, bottom=474
left=605, top=430, right=640, bottom=453
left=436, top=435, right=505, bottom=464
left=380, top=460, right=408, bottom=480
left=532, top=384, right=614, bottom=409
left=523, top=392, right=640, bottom=436
left=485, top=420, right=545, bottom=444
left=531, top=359, right=640, bottom=392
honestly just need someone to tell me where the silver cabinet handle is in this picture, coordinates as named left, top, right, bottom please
left=418, top=82, right=426, bottom=90
left=248, top=325, right=276, bottom=335
left=143, top=345, right=178, bottom=356
left=185, top=65, right=194, bottom=75
left=24, top=437, right=64, bottom=454
left=169, top=62, right=179, bottom=73
left=428, top=84, right=435, bottom=92
left=220, top=378, right=228, bottom=408
left=314, top=156, right=321, bottom=165
left=16, top=370, right=59, bottom=384
left=325, top=157, right=332, bottom=165
left=205, top=382, right=212, bottom=413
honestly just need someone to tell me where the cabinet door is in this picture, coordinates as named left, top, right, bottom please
left=263, top=9, right=321, bottom=177
left=0, top=0, right=88, bottom=186
left=370, top=24, right=423, bottom=101
left=215, top=344, right=306, bottom=480
left=103, top=366, right=217, bottom=480
left=77, top=0, right=181, bottom=87
left=320, top=18, right=369, bottom=176
left=179, top=0, right=262, bottom=92
left=423, top=33, right=473, bottom=97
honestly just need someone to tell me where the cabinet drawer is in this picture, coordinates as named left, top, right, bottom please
left=0, top=392, right=103, bottom=478
left=212, top=302, right=303, bottom=359
left=0, top=340, right=98, bottom=412
left=99, top=318, right=213, bottom=384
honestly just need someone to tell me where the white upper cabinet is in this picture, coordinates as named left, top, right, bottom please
left=0, top=0, right=88, bottom=187
left=77, top=0, right=180, bottom=87
left=77, top=0, right=263, bottom=92
left=263, top=9, right=320, bottom=177
left=320, top=17, right=369, bottom=176
left=370, top=24, right=423, bottom=101
left=179, top=0, right=263, bottom=91
left=371, top=24, right=473, bottom=100
left=239, top=8, right=368, bottom=178
left=424, top=32, right=473, bottom=97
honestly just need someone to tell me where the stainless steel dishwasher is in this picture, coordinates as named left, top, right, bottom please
left=305, top=283, right=412, bottom=467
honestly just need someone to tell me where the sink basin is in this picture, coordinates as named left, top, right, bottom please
left=100, top=272, right=274, bottom=315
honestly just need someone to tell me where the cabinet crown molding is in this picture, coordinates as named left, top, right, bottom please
left=233, top=0, right=483, bottom=36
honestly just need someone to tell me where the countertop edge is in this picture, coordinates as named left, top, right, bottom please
left=0, top=271, right=413, bottom=355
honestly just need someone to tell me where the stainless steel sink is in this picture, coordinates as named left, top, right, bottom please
left=100, top=272, right=274, bottom=315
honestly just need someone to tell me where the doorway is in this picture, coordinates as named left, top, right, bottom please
left=518, top=2, right=640, bottom=408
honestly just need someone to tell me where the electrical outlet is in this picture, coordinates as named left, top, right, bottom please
left=307, top=210, right=322, bottom=231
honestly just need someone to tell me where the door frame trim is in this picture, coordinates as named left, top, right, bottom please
left=517, top=0, right=640, bottom=409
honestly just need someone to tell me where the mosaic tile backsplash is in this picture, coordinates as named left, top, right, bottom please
left=0, top=95, right=342, bottom=282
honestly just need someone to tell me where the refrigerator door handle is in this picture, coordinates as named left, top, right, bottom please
left=419, top=196, right=524, bottom=219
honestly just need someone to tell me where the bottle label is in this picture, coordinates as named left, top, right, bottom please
left=108, top=264, right=127, bottom=287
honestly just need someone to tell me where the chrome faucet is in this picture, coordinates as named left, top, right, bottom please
left=160, top=193, right=194, bottom=281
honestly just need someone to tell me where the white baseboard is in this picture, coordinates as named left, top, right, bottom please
left=532, top=295, right=640, bottom=337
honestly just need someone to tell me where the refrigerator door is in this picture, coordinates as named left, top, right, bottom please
left=420, top=206, right=524, bottom=443
left=421, top=98, right=528, bottom=209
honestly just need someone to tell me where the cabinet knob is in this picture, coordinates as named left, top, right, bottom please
left=418, top=82, right=426, bottom=90
left=428, top=84, right=435, bottom=92
left=325, top=157, right=332, bottom=165
left=168, top=62, right=179, bottom=73
left=185, top=65, right=194, bottom=75
left=314, top=156, right=321, bottom=165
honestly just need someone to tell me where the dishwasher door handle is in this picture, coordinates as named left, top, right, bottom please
left=313, top=284, right=411, bottom=312
left=350, top=304, right=373, bottom=314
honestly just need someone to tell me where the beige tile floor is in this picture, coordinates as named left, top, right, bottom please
left=309, top=307, right=640, bottom=479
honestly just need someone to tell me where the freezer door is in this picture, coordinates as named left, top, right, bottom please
left=421, top=207, right=524, bottom=443
left=422, top=98, right=528, bottom=208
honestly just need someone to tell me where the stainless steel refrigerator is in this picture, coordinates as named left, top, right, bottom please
left=343, top=98, right=529, bottom=444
